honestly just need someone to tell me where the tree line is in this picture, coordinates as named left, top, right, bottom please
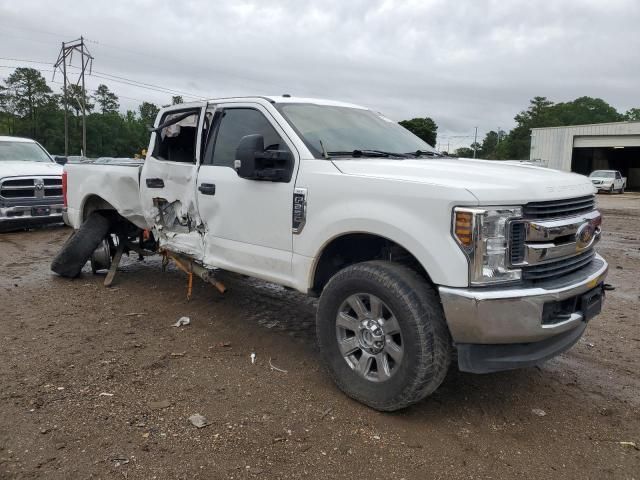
left=402, top=96, right=639, bottom=159
left=0, top=67, right=171, bottom=157
left=1, top=67, right=638, bottom=159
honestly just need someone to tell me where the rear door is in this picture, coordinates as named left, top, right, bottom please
left=139, top=105, right=210, bottom=259
left=195, top=102, right=299, bottom=285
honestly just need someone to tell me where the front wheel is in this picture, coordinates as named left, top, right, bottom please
left=316, top=261, right=451, bottom=411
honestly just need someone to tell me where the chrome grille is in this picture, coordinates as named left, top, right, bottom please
left=522, top=250, right=596, bottom=282
left=523, top=195, right=595, bottom=219
left=509, top=195, right=601, bottom=282
left=510, top=222, right=525, bottom=264
left=0, top=176, right=62, bottom=199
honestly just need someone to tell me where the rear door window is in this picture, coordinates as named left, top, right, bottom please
left=153, top=109, right=200, bottom=163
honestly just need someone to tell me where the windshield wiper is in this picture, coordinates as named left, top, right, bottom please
left=406, top=150, right=443, bottom=158
left=327, top=149, right=408, bottom=158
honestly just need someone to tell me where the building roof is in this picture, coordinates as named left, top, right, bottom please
left=531, top=120, right=640, bottom=131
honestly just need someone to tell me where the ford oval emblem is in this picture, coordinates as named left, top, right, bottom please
left=576, top=223, right=595, bottom=250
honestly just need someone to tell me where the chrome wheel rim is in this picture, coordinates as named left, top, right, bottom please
left=336, top=293, right=403, bottom=382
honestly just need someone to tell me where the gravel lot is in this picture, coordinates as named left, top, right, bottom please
left=1, top=193, right=639, bottom=479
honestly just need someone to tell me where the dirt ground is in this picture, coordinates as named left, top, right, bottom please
left=1, top=194, right=639, bottom=480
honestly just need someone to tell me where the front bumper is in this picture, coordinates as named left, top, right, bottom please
left=439, top=253, right=608, bottom=371
left=0, top=201, right=65, bottom=229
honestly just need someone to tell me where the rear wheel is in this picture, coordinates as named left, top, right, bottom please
left=620, top=186, right=625, bottom=194
left=51, top=212, right=111, bottom=278
left=316, top=261, right=451, bottom=411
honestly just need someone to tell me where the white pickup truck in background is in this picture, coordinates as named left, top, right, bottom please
left=53, top=96, right=608, bottom=411
left=589, top=170, right=626, bottom=193
left=0, top=136, right=64, bottom=231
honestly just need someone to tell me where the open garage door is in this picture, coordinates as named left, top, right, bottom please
left=572, top=144, right=640, bottom=191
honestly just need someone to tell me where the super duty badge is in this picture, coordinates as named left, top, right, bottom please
left=292, top=188, right=307, bottom=234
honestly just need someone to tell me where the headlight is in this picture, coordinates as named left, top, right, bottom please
left=452, top=206, right=523, bottom=285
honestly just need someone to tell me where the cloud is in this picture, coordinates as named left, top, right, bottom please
left=0, top=0, right=638, bottom=149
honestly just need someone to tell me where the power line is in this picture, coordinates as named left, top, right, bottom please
left=80, top=68, right=208, bottom=99
left=0, top=65, right=176, bottom=105
left=0, top=57, right=206, bottom=99
left=0, top=65, right=54, bottom=73
left=0, top=57, right=53, bottom=65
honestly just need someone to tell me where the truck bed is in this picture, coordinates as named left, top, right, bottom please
left=65, top=157, right=149, bottom=230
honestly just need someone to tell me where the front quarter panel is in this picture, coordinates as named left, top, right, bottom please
left=293, top=159, right=478, bottom=290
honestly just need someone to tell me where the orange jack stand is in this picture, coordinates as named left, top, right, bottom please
left=161, top=250, right=226, bottom=300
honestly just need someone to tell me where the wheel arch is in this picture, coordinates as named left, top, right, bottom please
left=310, top=231, right=433, bottom=295
left=81, top=194, right=116, bottom=222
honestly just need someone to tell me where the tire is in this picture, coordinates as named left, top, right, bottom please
left=609, top=185, right=614, bottom=194
left=51, top=212, right=111, bottom=278
left=620, top=186, right=625, bottom=194
left=316, top=261, right=451, bottom=411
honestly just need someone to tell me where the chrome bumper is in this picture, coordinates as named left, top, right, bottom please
left=439, top=253, right=608, bottom=344
left=0, top=203, right=64, bottom=223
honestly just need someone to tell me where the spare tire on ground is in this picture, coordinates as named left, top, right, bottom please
left=51, top=212, right=111, bottom=278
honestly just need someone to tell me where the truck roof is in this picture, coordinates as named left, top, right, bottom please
left=0, top=136, right=37, bottom=143
left=163, top=96, right=368, bottom=112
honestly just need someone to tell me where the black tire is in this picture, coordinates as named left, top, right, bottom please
left=609, top=185, right=614, bottom=194
left=51, top=212, right=111, bottom=278
left=316, top=261, right=451, bottom=411
left=620, top=186, right=625, bottom=194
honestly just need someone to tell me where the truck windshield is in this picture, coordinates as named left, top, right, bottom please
left=275, top=103, right=439, bottom=159
left=590, top=171, right=614, bottom=178
left=0, top=141, right=52, bottom=162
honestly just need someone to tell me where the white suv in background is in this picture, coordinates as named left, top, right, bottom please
left=0, top=136, right=64, bottom=231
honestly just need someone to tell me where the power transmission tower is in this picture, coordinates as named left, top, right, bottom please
left=53, top=37, right=93, bottom=156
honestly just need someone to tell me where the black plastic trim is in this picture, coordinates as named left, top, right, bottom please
left=456, top=323, right=586, bottom=374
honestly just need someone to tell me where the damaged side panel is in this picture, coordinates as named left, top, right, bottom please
left=139, top=105, right=208, bottom=261
left=141, top=159, right=206, bottom=261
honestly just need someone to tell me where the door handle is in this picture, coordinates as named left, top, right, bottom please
left=146, top=178, right=164, bottom=188
left=198, top=183, right=216, bottom=195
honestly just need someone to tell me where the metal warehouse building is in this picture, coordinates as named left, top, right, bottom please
left=530, top=121, right=640, bottom=190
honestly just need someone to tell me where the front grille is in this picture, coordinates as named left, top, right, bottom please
left=522, top=250, right=596, bottom=282
left=0, top=177, right=62, bottom=199
left=45, top=188, right=63, bottom=196
left=510, top=222, right=525, bottom=264
left=523, top=195, right=595, bottom=219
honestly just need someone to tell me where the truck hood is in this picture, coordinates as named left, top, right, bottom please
left=332, top=157, right=595, bottom=203
left=0, top=161, right=63, bottom=178
left=589, top=177, right=614, bottom=182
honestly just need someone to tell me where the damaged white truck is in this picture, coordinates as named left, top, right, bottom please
left=52, top=96, right=608, bottom=411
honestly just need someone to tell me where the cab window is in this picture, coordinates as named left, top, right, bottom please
left=207, top=108, right=289, bottom=168
left=153, top=110, right=200, bottom=163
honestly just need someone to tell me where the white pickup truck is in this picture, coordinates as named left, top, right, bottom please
left=53, top=96, right=608, bottom=411
left=0, top=136, right=64, bottom=231
left=589, top=170, right=626, bottom=194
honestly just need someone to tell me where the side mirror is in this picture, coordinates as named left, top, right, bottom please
left=54, top=156, right=68, bottom=165
left=234, top=134, right=293, bottom=182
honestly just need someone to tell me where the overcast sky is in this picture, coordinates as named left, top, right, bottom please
left=0, top=0, right=638, bottom=150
